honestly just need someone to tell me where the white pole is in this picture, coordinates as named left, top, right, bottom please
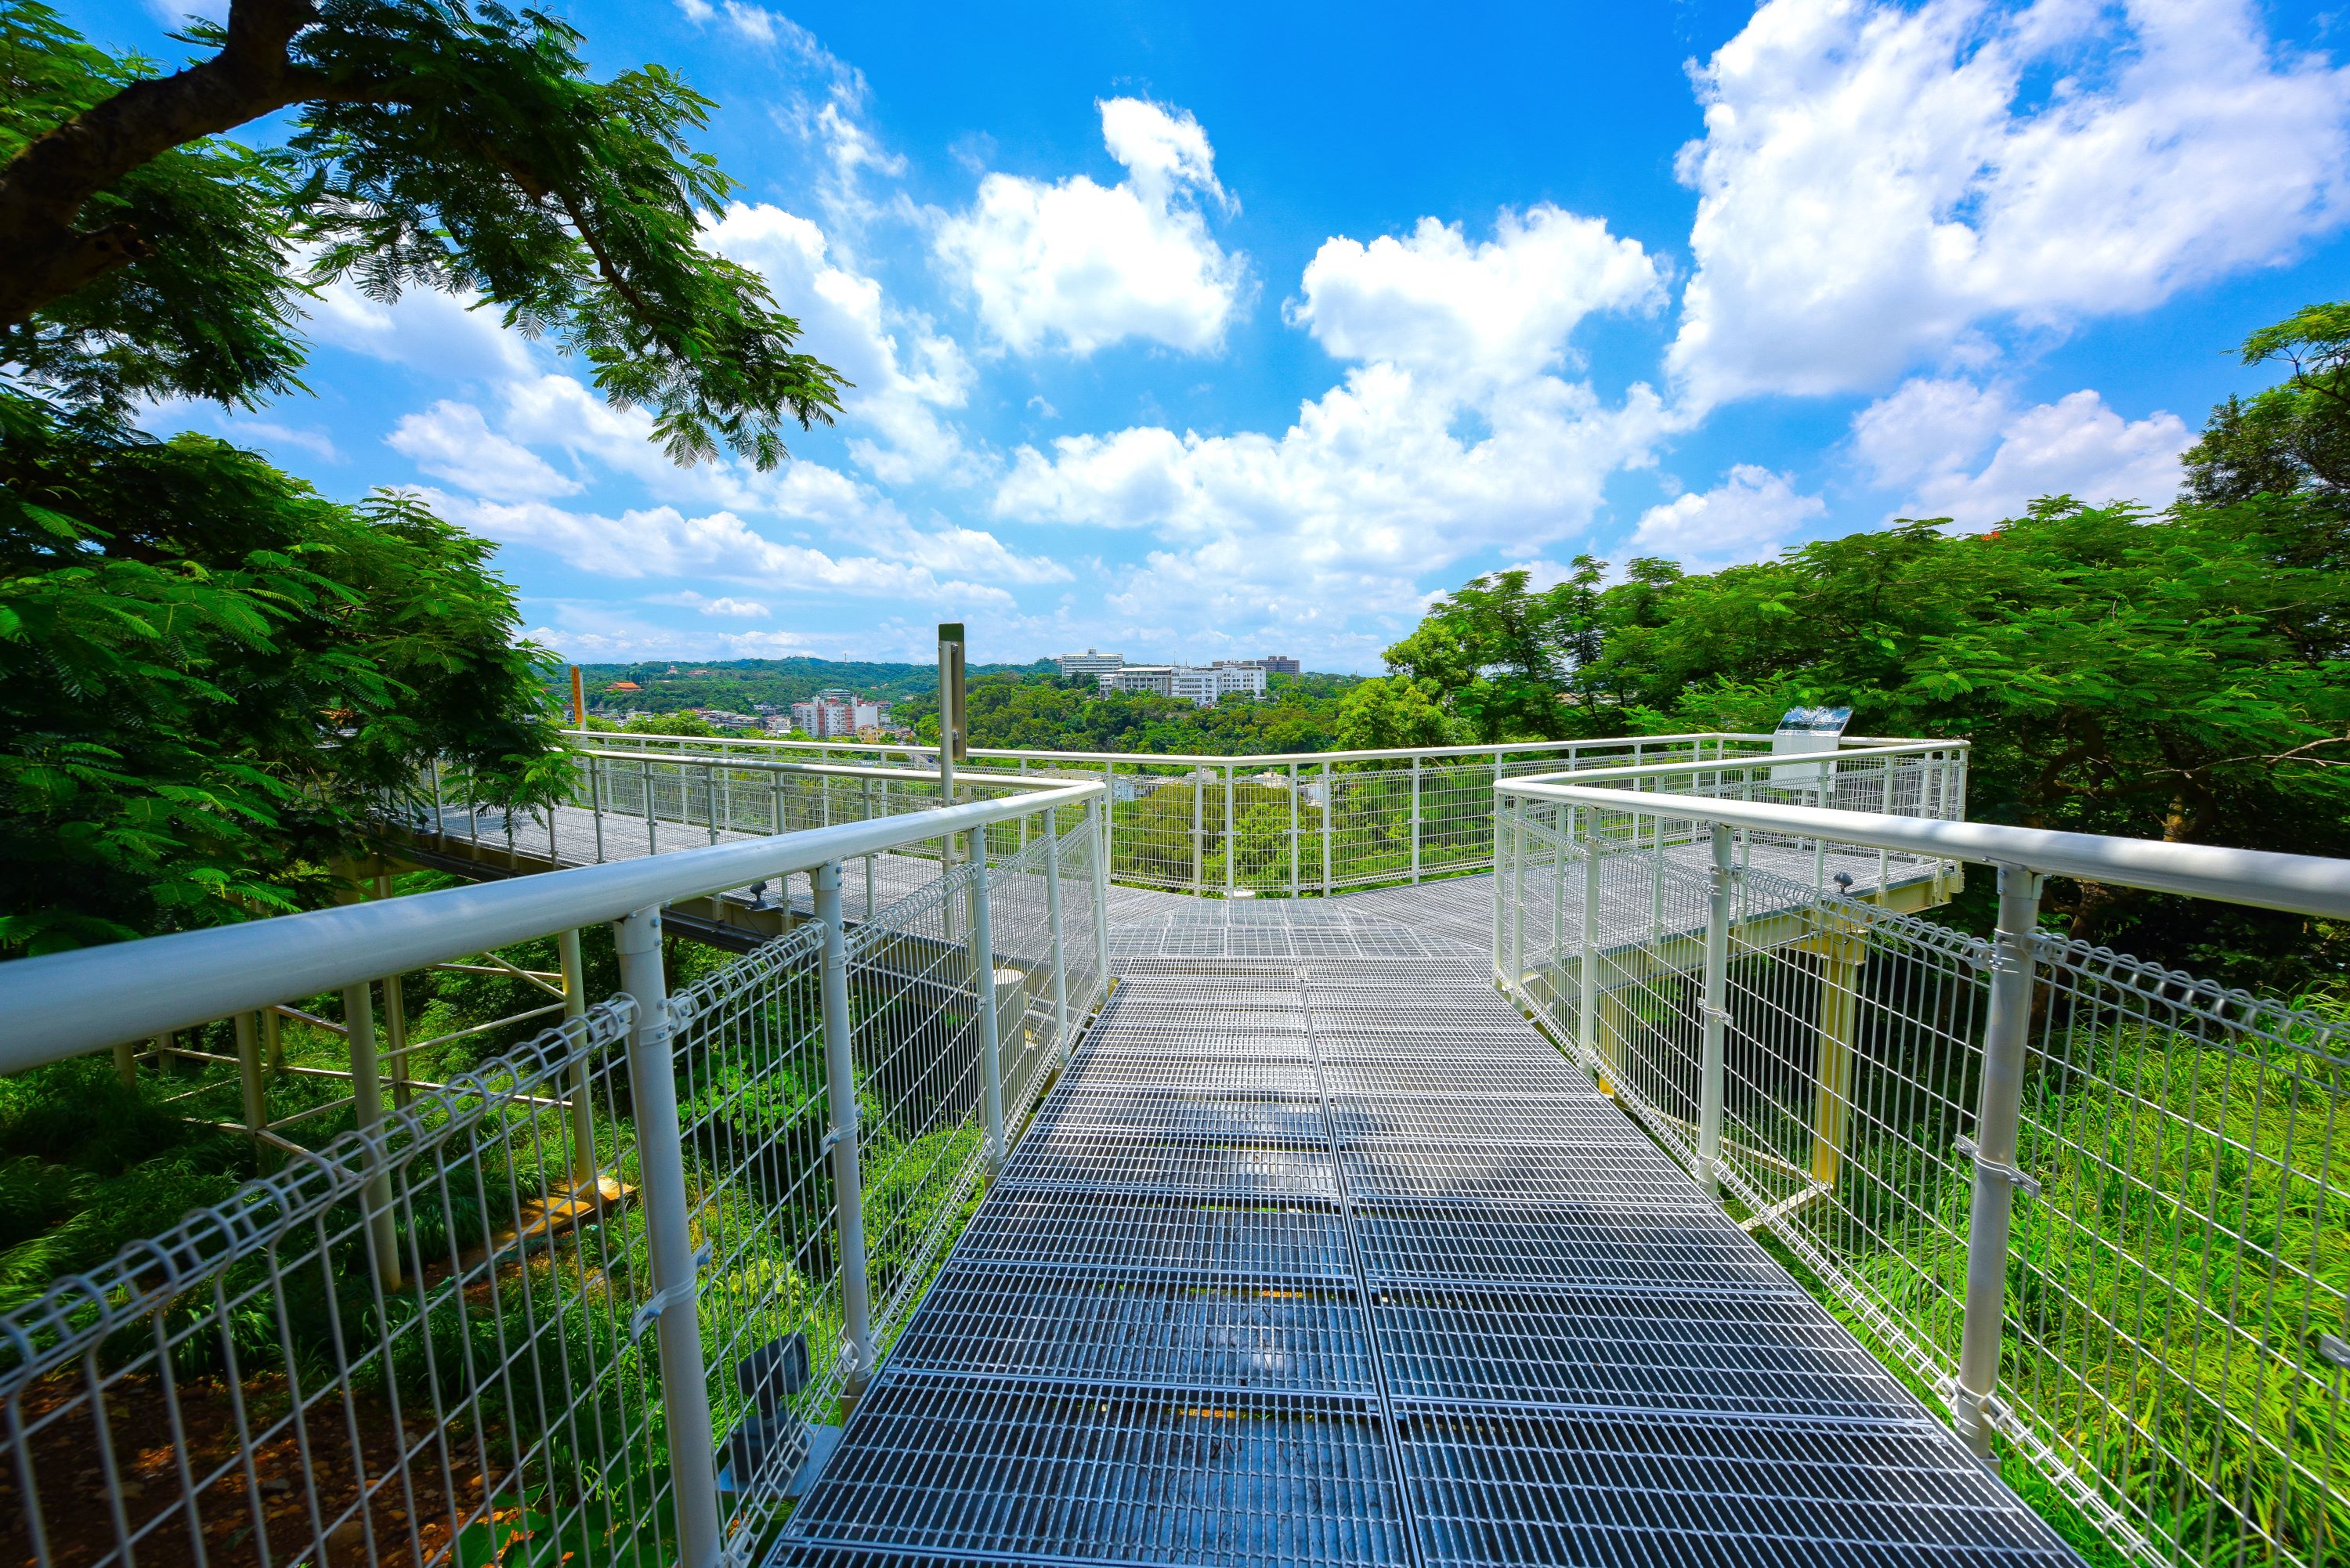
left=1951, top=864, right=2043, bottom=1459
left=341, top=983, right=402, bottom=1289
left=1046, top=827, right=1069, bottom=1064
left=1697, top=824, right=1732, bottom=1197
left=613, top=905, right=723, bottom=1567
left=971, top=855, right=1006, bottom=1167
left=1088, top=797, right=1112, bottom=1006
left=557, top=927, right=596, bottom=1190
left=815, top=864, right=876, bottom=1397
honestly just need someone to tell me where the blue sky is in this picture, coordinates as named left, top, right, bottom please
left=89, top=0, right=2350, bottom=670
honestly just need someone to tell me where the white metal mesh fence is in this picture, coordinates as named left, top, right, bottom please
left=1, top=815, right=1108, bottom=1568
left=1498, top=792, right=2350, bottom=1567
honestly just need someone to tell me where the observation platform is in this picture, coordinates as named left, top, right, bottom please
left=771, top=890, right=2079, bottom=1567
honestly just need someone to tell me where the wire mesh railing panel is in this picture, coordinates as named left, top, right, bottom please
left=2010, top=941, right=2350, bottom=1566
left=1496, top=789, right=2350, bottom=1568
left=0, top=1006, right=669, bottom=1568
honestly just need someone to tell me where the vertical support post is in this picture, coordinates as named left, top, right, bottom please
left=233, top=1011, right=266, bottom=1135
left=429, top=758, right=446, bottom=851
left=1289, top=762, right=1300, bottom=897
left=382, top=973, right=410, bottom=1110
left=1410, top=755, right=1423, bottom=883
left=341, top=983, right=403, bottom=1290
left=1697, top=825, right=1733, bottom=1198
left=1580, top=828, right=1603, bottom=1082
left=558, top=927, right=598, bottom=1190
left=704, top=764, right=720, bottom=845
left=1550, top=805, right=1568, bottom=992
left=1192, top=768, right=1205, bottom=895
left=262, top=1007, right=282, bottom=1074
left=111, top=1038, right=137, bottom=1087
left=1088, top=796, right=1112, bottom=1003
left=590, top=753, right=606, bottom=864
left=1224, top=765, right=1236, bottom=894
left=1809, top=930, right=1867, bottom=1187
left=1320, top=761, right=1333, bottom=895
left=1492, top=796, right=1509, bottom=982
left=1508, top=800, right=1527, bottom=990
left=1045, top=827, right=1069, bottom=1064
left=613, top=905, right=722, bottom=1566
left=643, top=760, right=657, bottom=855
left=971, top=855, right=1006, bottom=1168
left=1951, top=863, right=2042, bottom=1460
left=814, top=865, right=877, bottom=1398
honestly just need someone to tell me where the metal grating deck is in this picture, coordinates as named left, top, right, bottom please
left=772, top=897, right=2083, bottom=1568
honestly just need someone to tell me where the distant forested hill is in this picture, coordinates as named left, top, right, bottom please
left=567, top=656, right=1056, bottom=714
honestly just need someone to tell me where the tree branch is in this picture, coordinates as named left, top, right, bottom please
left=0, top=0, right=334, bottom=327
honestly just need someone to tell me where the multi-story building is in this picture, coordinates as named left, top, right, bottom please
left=790, top=689, right=892, bottom=739
left=1101, top=663, right=1266, bottom=706
left=1057, top=648, right=1126, bottom=680
left=1257, top=655, right=1300, bottom=676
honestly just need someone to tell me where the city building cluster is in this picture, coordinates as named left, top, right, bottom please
left=1054, top=650, right=1299, bottom=707
left=788, top=689, right=894, bottom=739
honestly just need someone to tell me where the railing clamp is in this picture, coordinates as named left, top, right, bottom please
left=2319, top=1333, right=2350, bottom=1371
left=1701, top=1003, right=1733, bottom=1028
left=627, top=1242, right=712, bottom=1342
left=817, top=1128, right=842, bottom=1157
left=1953, top=1135, right=2041, bottom=1198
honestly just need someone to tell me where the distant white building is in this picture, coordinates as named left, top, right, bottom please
left=790, top=689, right=891, bottom=738
left=1100, top=663, right=1266, bottom=706
left=1057, top=648, right=1126, bottom=680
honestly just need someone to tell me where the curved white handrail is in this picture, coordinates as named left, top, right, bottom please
left=1502, top=779, right=2350, bottom=920
left=0, top=781, right=1102, bottom=1071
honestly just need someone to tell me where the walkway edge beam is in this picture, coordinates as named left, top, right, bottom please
left=0, top=781, right=1104, bottom=1072
left=1503, top=779, right=2350, bottom=920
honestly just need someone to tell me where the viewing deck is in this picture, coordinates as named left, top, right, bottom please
left=771, top=890, right=2081, bottom=1567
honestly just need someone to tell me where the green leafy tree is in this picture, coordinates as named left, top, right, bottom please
left=1333, top=675, right=1462, bottom=751
left=2184, top=302, right=2350, bottom=504
left=0, top=0, right=851, bottom=949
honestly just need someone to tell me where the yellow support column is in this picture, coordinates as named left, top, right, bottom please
left=1809, top=932, right=1867, bottom=1187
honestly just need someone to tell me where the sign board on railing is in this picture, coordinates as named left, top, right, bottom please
left=1770, top=705, right=1851, bottom=787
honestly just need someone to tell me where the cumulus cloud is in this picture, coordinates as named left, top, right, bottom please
left=304, top=276, right=539, bottom=384
left=1671, top=0, right=2350, bottom=404
left=1852, top=377, right=2189, bottom=527
left=1290, top=205, right=1663, bottom=388
left=935, top=98, right=1246, bottom=356
left=706, top=203, right=978, bottom=484
left=1631, top=465, right=1827, bottom=567
left=700, top=597, right=772, bottom=618
left=389, top=402, right=578, bottom=503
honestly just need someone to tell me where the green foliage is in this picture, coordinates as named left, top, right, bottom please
left=2, top=0, right=844, bottom=457
left=1333, top=675, right=1465, bottom=750
left=0, top=399, right=570, bottom=951
left=2185, top=302, right=2350, bottom=505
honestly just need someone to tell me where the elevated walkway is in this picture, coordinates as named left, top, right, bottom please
left=772, top=894, right=2081, bottom=1566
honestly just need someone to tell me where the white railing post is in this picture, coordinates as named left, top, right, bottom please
left=971, top=856, right=1007, bottom=1168
left=612, top=905, right=723, bottom=1568
left=1045, top=826, right=1069, bottom=1064
left=1289, top=762, right=1300, bottom=895
left=1320, top=761, right=1333, bottom=894
left=642, top=759, right=657, bottom=854
left=1579, top=822, right=1603, bottom=1077
left=1697, top=823, right=1733, bottom=1198
left=1224, top=765, right=1236, bottom=894
left=1191, top=768, right=1205, bottom=894
left=557, top=926, right=597, bottom=1189
left=1088, top=797, right=1112, bottom=1003
left=1509, top=802, right=1528, bottom=988
left=1410, top=754, right=1423, bottom=883
left=341, top=982, right=403, bottom=1290
left=814, top=863, right=877, bottom=1397
left=1951, top=862, right=2043, bottom=1460
left=1491, top=797, right=1510, bottom=983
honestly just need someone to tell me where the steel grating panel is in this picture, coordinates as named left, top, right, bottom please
left=1338, top=1143, right=1718, bottom=1211
left=888, top=1268, right=1378, bottom=1396
left=1320, top=1060, right=1581, bottom=1097
left=1372, top=1287, right=1930, bottom=1424
left=1328, top=1098, right=1650, bottom=1147
left=788, top=1377, right=1412, bottom=1568
left=1062, top=1058, right=1323, bottom=1096
left=1352, top=1203, right=1791, bottom=1294
left=1395, top=1408, right=2083, bottom=1567
left=959, top=1191, right=1354, bottom=1280
left=1001, top=1133, right=1344, bottom=1200
left=1029, top=1092, right=1331, bottom=1144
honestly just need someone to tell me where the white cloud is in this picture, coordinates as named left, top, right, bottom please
left=1290, top=205, right=1663, bottom=388
left=434, top=493, right=1020, bottom=606
left=1852, top=377, right=2188, bottom=527
left=304, top=276, right=540, bottom=385
left=388, top=402, right=578, bottom=503
left=1631, top=464, right=1827, bottom=567
left=700, top=596, right=772, bottom=618
left=218, top=418, right=341, bottom=463
left=1671, top=0, right=2350, bottom=404
left=707, top=203, right=978, bottom=485
left=935, top=98, right=1246, bottom=356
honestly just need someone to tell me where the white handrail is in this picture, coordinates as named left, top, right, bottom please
left=574, top=746, right=1061, bottom=786
left=0, top=781, right=1103, bottom=1071
left=1502, top=779, right=2350, bottom=920
left=564, top=727, right=1960, bottom=770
